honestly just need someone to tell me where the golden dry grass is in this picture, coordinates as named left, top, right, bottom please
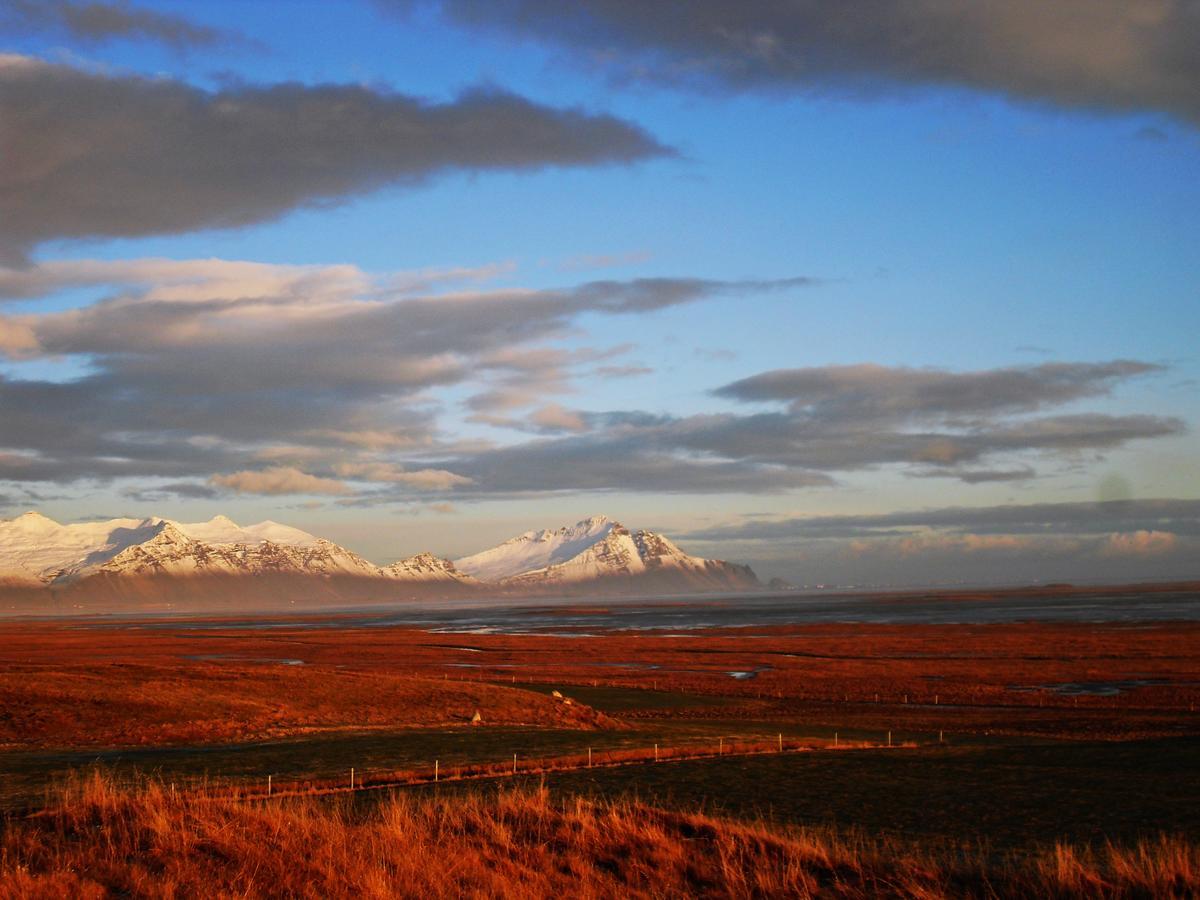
left=0, top=773, right=1195, bottom=899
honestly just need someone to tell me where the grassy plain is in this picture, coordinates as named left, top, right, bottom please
left=0, top=603, right=1198, bottom=895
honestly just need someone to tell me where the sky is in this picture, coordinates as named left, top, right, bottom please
left=0, top=0, right=1197, bottom=586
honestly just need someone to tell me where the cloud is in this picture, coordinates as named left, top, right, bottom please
left=908, top=466, right=1037, bottom=484
left=211, top=467, right=351, bottom=496
left=714, top=361, right=1161, bottom=421
left=1102, top=529, right=1179, bottom=556
left=529, top=404, right=590, bottom=433
left=0, top=55, right=671, bottom=259
left=0, top=0, right=233, bottom=49
left=681, top=498, right=1200, bottom=542
left=420, top=434, right=837, bottom=496
left=0, top=257, right=1179, bottom=501
left=330, top=462, right=473, bottom=490
left=680, top=499, right=1200, bottom=585
left=121, top=481, right=221, bottom=502
left=0, top=317, right=37, bottom=355
left=399, top=1, right=1200, bottom=125
left=0, top=256, right=513, bottom=305
left=0, top=258, right=808, bottom=496
left=382, top=354, right=1180, bottom=497
left=696, top=362, right=1180, bottom=483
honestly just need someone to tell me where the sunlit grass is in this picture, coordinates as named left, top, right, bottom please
left=1, top=772, right=1196, bottom=899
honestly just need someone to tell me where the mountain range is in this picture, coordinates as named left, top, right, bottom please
left=0, top=512, right=758, bottom=612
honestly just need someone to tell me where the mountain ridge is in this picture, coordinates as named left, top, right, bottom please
left=0, top=511, right=759, bottom=606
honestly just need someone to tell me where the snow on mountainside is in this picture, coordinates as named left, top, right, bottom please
left=382, top=553, right=477, bottom=583
left=94, top=522, right=382, bottom=580
left=454, top=514, right=615, bottom=582
left=174, top=515, right=321, bottom=548
left=469, top=516, right=760, bottom=591
left=0, top=512, right=164, bottom=584
left=502, top=523, right=646, bottom=586
left=0, top=511, right=755, bottom=599
left=0, top=512, right=467, bottom=587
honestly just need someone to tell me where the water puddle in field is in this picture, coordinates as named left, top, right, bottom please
left=1007, top=679, right=1171, bottom=696
left=727, top=665, right=773, bottom=680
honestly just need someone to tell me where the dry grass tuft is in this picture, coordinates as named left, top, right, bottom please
left=0, top=772, right=1196, bottom=898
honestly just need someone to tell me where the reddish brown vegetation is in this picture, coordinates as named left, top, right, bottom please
left=1, top=773, right=1195, bottom=899
left=0, top=661, right=617, bottom=749
left=0, top=618, right=1195, bottom=749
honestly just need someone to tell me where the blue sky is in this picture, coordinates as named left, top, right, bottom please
left=0, top=1, right=1196, bottom=584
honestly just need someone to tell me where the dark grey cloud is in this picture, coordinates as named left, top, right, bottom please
left=0, top=55, right=670, bottom=259
left=121, top=482, right=221, bottom=503
left=681, top=498, right=1200, bottom=542
left=629, top=411, right=1181, bottom=475
left=714, top=361, right=1162, bottom=422
left=356, top=435, right=834, bottom=502
left=908, top=466, right=1036, bottom=484
left=396, top=1, right=1200, bottom=125
left=0, top=263, right=806, bottom=491
left=420, top=409, right=1179, bottom=496
left=0, top=0, right=231, bottom=48
left=694, top=362, right=1181, bottom=483
left=0, top=258, right=1179, bottom=499
left=389, top=355, right=1183, bottom=495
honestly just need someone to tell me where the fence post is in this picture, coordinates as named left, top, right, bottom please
left=887, top=731, right=892, bottom=748
left=778, top=733, right=783, bottom=752
left=513, top=753, right=517, bottom=775
left=435, top=760, right=439, bottom=782
left=350, top=767, right=355, bottom=790
left=654, top=743, right=659, bottom=762
left=267, top=775, right=272, bottom=797
left=588, top=747, right=592, bottom=768
left=834, top=732, right=838, bottom=747
left=719, top=736, right=723, bottom=755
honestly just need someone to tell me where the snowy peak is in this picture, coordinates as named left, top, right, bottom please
left=0, top=511, right=756, bottom=598
left=454, top=514, right=616, bottom=581
left=456, top=515, right=760, bottom=592
left=0, top=512, right=165, bottom=583
left=382, top=552, right=476, bottom=583
left=503, top=524, right=647, bottom=587
left=174, top=515, right=321, bottom=548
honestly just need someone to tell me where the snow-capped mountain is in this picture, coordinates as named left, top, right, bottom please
left=454, top=514, right=615, bottom=582
left=0, top=511, right=755, bottom=609
left=0, top=511, right=164, bottom=584
left=381, top=552, right=475, bottom=583
left=91, top=522, right=384, bottom=581
left=459, top=516, right=759, bottom=592
left=0, top=512, right=469, bottom=588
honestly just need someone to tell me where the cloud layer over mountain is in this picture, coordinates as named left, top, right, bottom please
left=0, top=254, right=1178, bottom=503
